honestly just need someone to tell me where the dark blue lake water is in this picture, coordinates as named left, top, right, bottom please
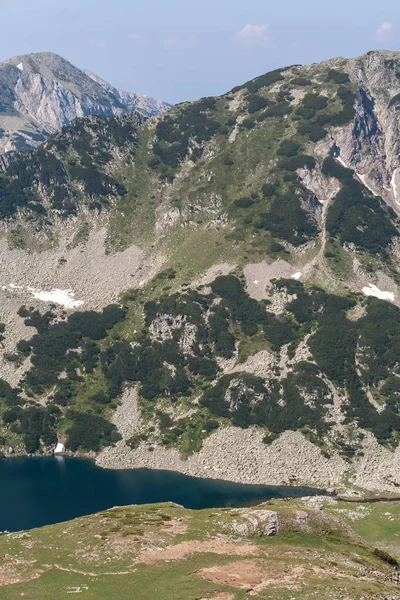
left=0, top=456, right=324, bottom=531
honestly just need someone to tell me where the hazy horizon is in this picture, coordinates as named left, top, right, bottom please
left=0, top=0, right=399, bottom=104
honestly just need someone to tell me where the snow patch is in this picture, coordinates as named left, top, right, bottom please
left=391, top=168, right=400, bottom=205
left=330, top=155, right=377, bottom=197
left=291, top=272, right=302, bottom=280
left=357, top=173, right=376, bottom=196
left=2, top=284, right=83, bottom=308
left=362, top=284, right=394, bottom=302
left=16, top=62, right=23, bottom=71
left=336, top=156, right=347, bottom=168
left=54, top=443, right=64, bottom=454
left=29, top=288, right=84, bottom=308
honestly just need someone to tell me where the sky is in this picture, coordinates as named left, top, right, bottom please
left=0, top=0, right=399, bottom=105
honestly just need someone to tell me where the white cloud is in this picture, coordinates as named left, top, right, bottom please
left=235, top=24, right=272, bottom=47
left=164, top=35, right=196, bottom=49
left=374, top=21, right=394, bottom=41
left=89, top=38, right=107, bottom=49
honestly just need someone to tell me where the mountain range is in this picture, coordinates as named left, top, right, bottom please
left=0, top=52, right=170, bottom=153
left=1, top=50, right=400, bottom=498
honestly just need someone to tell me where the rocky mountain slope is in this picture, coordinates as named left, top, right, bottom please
left=3, top=50, right=400, bottom=494
left=1, top=499, right=400, bottom=600
left=0, top=52, right=170, bottom=153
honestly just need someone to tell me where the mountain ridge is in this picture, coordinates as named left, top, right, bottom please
left=3, top=498, right=400, bottom=600
left=1, top=50, right=400, bottom=495
left=0, top=51, right=170, bottom=153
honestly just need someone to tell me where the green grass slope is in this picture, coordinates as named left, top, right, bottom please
left=0, top=501, right=399, bottom=599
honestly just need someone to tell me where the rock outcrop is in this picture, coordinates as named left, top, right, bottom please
left=312, top=51, right=400, bottom=208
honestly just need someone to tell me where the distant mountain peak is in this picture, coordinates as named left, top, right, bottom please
left=0, top=51, right=170, bottom=153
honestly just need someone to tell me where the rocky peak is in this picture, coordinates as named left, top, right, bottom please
left=294, top=50, right=400, bottom=211
left=0, top=52, right=170, bottom=153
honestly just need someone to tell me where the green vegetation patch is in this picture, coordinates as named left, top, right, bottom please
left=295, top=83, right=356, bottom=143
left=1, top=501, right=400, bottom=600
left=291, top=77, right=312, bottom=86
left=231, top=67, right=287, bottom=93
left=254, top=182, right=319, bottom=246
left=285, top=282, right=400, bottom=444
left=247, top=92, right=272, bottom=113
left=0, top=113, right=142, bottom=218
left=5, top=270, right=400, bottom=453
left=65, top=411, right=122, bottom=452
left=199, top=364, right=331, bottom=435
left=389, top=92, right=400, bottom=107
left=2, top=304, right=126, bottom=452
left=325, top=160, right=399, bottom=254
left=149, top=98, right=221, bottom=181
left=327, top=69, right=350, bottom=84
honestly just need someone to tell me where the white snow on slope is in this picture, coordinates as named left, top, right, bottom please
left=291, top=272, right=302, bottom=280
left=357, top=173, right=376, bottom=196
left=331, top=155, right=384, bottom=198
left=28, top=288, right=84, bottom=308
left=391, top=168, right=400, bottom=205
left=16, top=62, right=23, bottom=71
left=336, top=154, right=376, bottom=196
left=362, top=284, right=394, bottom=302
left=3, top=283, right=84, bottom=308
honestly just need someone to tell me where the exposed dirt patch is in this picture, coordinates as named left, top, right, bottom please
left=0, top=556, right=42, bottom=586
left=198, top=559, right=303, bottom=592
left=161, top=517, right=189, bottom=535
left=198, top=559, right=364, bottom=593
left=244, top=260, right=300, bottom=300
left=138, top=540, right=260, bottom=565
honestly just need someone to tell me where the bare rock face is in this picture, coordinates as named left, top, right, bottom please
left=229, top=510, right=279, bottom=537
left=0, top=52, right=170, bottom=153
left=83, top=69, right=169, bottom=119
left=150, top=315, right=188, bottom=342
left=319, top=51, right=400, bottom=208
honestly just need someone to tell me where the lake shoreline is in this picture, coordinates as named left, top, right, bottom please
left=95, top=423, right=400, bottom=496
left=1, top=452, right=330, bottom=495
left=95, top=426, right=351, bottom=493
left=0, top=456, right=325, bottom=532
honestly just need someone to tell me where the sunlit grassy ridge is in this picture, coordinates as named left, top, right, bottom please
left=1, top=500, right=399, bottom=600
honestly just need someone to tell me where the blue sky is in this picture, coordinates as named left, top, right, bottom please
left=0, top=0, right=399, bottom=104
